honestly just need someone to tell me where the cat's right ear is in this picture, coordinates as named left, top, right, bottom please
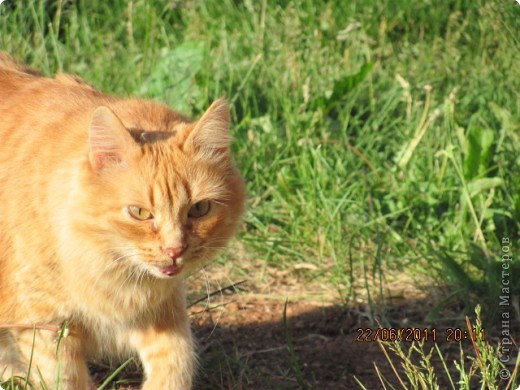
left=89, top=106, right=136, bottom=170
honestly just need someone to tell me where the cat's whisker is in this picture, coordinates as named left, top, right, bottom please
left=204, top=274, right=225, bottom=340
left=90, top=252, right=140, bottom=290
left=114, top=266, right=141, bottom=300
left=88, top=246, right=136, bottom=264
left=90, top=252, right=141, bottom=295
left=132, top=268, right=148, bottom=298
left=198, top=245, right=229, bottom=250
left=203, top=268, right=212, bottom=317
left=99, top=246, right=137, bottom=252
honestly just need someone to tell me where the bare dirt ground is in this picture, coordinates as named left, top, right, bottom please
left=186, top=265, right=472, bottom=389
left=193, top=296, right=388, bottom=389
left=191, top=296, right=466, bottom=389
left=91, top=265, right=517, bottom=389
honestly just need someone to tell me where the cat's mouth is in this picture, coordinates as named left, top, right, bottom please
left=155, top=258, right=183, bottom=277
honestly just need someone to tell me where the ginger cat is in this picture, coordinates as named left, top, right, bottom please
left=0, top=53, right=245, bottom=389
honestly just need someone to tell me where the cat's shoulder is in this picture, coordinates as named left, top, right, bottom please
left=54, top=73, right=97, bottom=91
left=0, top=52, right=98, bottom=92
left=0, top=52, right=41, bottom=76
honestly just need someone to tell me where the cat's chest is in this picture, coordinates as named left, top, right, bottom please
left=75, top=315, right=135, bottom=359
left=70, top=274, right=177, bottom=324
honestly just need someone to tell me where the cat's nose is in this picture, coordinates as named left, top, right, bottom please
left=163, top=246, right=187, bottom=261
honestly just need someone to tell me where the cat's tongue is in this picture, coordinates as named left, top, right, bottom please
left=159, top=261, right=182, bottom=277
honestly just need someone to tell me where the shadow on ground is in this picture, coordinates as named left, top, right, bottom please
left=190, top=296, right=516, bottom=389
left=193, top=299, right=370, bottom=389
left=91, top=296, right=518, bottom=389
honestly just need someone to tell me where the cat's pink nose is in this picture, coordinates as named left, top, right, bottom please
left=163, top=246, right=186, bottom=261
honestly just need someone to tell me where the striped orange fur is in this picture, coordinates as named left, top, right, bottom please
left=0, top=53, right=245, bottom=389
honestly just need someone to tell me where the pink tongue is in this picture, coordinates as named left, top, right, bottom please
left=160, top=262, right=181, bottom=276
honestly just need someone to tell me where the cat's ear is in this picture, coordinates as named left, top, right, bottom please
left=185, top=98, right=231, bottom=160
left=88, top=106, right=136, bottom=170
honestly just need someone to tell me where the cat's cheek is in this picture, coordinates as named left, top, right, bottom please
left=112, top=219, right=155, bottom=241
left=192, top=214, right=226, bottom=240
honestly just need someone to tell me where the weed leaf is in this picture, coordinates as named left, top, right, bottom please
left=321, top=62, right=373, bottom=114
left=139, top=41, right=205, bottom=113
left=464, top=127, right=494, bottom=180
left=467, top=177, right=503, bottom=198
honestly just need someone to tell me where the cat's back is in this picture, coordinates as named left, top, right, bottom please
left=0, top=56, right=116, bottom=309
left=0, top=55, right=108, bottom=165
left=0, top=54, right=101, bottom=115
left=0, top=52, right=41, bottom=76
left=0, top=53, right=39, bottom=102
left=0, top=55, right=107, bottom=217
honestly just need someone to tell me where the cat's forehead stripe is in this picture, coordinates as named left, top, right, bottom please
left=152, top=174, right=190, bottom=213
left=128, top=129, right=176, bottom=144
left=148, top=183, right=155, bottom=208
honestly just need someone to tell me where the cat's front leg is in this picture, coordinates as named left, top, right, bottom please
left=15, top=328, right=93, bottom=390
left=130, top=312, right=195, bottom=390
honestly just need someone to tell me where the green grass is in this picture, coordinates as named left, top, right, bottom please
left=361, top=306, right=520, bottom=390
left=1, top=0, right=519, bottom=388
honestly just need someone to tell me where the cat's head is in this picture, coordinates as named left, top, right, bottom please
left=74, top=98, right=245, bottom=280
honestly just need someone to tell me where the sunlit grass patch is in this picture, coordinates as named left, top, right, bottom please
left=0, top=0, right=518, bottom=388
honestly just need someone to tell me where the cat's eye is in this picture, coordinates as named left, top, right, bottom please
left=127, top=206, right=154, bottom=221
left=188, top=200, right=211, bottom=218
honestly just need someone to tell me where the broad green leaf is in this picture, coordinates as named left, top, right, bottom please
left=139, top=42, right=205, bottom=114
left=464, top=126, right=495, bottom=179
left=320, top=62, right=373, bottom=114
left=467, top=177, right=504, bottom=198
left=328, top=62, right=373, bottom=104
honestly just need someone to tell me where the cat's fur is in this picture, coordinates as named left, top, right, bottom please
left=0, top=53, right=245, bottom=389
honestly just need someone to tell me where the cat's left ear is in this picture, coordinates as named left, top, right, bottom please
left=88, top=106, right=136, bottom=170
left=184, top=98, right=231, bottom=160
